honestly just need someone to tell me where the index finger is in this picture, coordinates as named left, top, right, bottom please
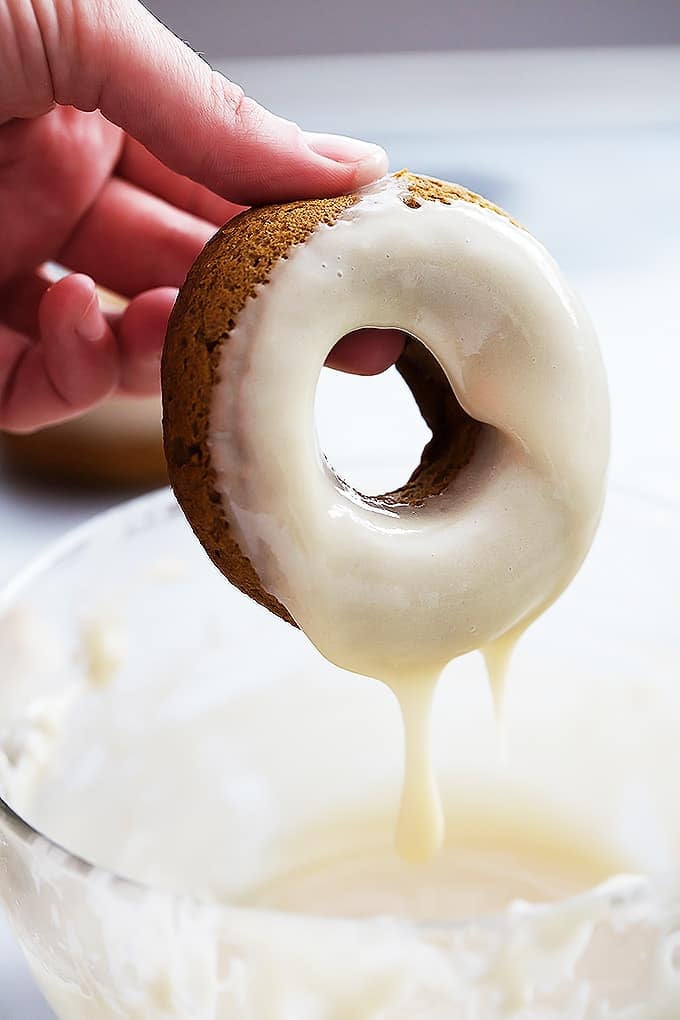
left=117, top=138, right=245, bottom=226
left=41, top=0, right=388, bottom=205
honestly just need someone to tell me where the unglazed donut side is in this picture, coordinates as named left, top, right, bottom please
left=162, top=194, right=358, bottom=624
left=162, top=173, right=519, bottom=626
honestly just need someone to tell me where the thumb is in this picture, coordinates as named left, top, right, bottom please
left=29, top=0, right=388, bottom=205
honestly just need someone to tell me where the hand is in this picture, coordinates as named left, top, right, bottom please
left=0, top=0, right=404, bottom=433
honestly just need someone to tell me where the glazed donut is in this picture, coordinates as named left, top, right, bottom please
left=162, top=171, right=609, bottom=680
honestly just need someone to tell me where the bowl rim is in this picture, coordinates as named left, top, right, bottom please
left=0, top=483, right=662, bottom=931
left=0, top=488, right=194, bottom=905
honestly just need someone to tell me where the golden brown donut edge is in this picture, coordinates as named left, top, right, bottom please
left=161, top=172, right=517, bottom=627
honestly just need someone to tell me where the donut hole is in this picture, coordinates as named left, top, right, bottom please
left=315, top=334, right=482, bottom=502
left=315, top=357, right=429, bottom=496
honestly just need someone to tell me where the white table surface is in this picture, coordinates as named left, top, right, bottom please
left=1, top=46, right=679, bottom=1019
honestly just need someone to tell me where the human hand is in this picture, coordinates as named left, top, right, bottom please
left=0, top=0, right=403, bottom=433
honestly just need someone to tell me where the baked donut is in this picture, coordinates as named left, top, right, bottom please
left=162, top=171, right=609, bottom=681
left=1, top=396, right=166, bottom=490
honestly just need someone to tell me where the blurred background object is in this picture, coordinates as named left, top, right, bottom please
left=0, top=274, right=166, bottom=493
left=0, top=397, right=166, bottom=491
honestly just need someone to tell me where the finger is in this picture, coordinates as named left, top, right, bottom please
left=116, top=287, right=178, bottom=396
left=0, top=274, right=118, bottom=432
left=57, top=177, right=215, bottom=296
left=43, top=0, right=388, bottom=204
left=117, top=137, right=244, bottom=226
left=326, top=329, right=406, bottom=376
left=0, top=109, right=123, bottom=282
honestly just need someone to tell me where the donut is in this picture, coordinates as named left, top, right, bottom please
left=1, top=396, right=166, bottom=490
left=162, top=171, right=609, bottom=681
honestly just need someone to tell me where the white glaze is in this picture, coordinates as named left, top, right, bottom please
left=209, top=174, right=610, bottom=859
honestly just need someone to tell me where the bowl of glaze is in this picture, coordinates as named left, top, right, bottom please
left=1, top=367, right=680, bottom=1017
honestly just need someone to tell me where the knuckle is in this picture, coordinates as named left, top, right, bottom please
left=0, top=0, right=55, bottom=118
left=52, top=0, right=103, bottom=110
left=211, top=72, right=245, bottom=118
left=209, top=72, right=262, bottom=137
left=196, top=72, right=268, bottom=189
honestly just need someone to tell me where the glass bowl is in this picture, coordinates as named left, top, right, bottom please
left=1, top=479, right=679, bottom=1019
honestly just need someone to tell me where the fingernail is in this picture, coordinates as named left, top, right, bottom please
left=76, top=292, right=105, bottom=343
left=304, top=131, right=388, bottom=169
